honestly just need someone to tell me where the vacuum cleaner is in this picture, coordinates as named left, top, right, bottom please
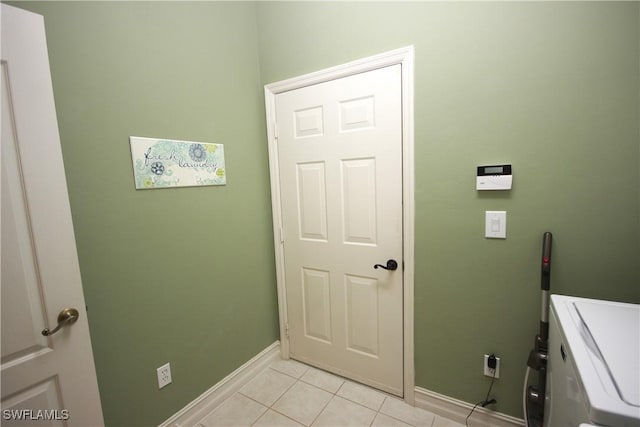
left=524, top=232, right=553, bottom=427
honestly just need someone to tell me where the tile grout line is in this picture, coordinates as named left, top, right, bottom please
left=369, top=395, right=387, bottom=427
left=305, top=370, right=341, bottom=427
left=253, top=401, right=304, bottom=427
left=373, top=395, right=420, bottom=427
left=253, top=364, right=334, bottom=427
left=277, top=366, right=369, bottom=427
left=268, top=365, right=310, bottom=381
left=237, top=393, right=269, bottom=426
left=266, top=374, right=305, bottom=426
left=307, top=381, right=335, bottom=426
left=308, top=373, right=375, bottom=426
left=247, top=367, right=304, bottom=426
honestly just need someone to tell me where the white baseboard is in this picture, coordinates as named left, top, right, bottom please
left=414, top=386, right=525, bottom=427
left=159, top=341, right=281, bottom=427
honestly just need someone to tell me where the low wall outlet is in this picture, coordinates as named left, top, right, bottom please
left=157, top=362, right=172, bottom=389
left=484, top=354, right=500, bottom=378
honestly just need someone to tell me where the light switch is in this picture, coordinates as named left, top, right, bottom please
left=485, top=211, right=506, bottom=239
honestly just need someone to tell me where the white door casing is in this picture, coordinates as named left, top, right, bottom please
left=1, top=4, right=104, bottom=426
left=265, top=47, right=415, bottom=402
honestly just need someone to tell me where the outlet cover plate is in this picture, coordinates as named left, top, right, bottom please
left=157, top=362, right=172, bottom=389
left=483, top=354, right=500, bottom=378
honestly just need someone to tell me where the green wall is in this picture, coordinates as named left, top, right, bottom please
left=256, top=0, right=640, bottom=418
left=8, top=1, right=640, bottom=424
left=8, top=2, right=279, bottom=426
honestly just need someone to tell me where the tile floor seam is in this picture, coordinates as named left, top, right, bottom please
left=367, top=397, right=421, bottom=427
left=268, top=365, right=308, bottom=381
left=374, top=399, right=419, bottom=427
left=330, top=386, right=382, bottom=413
left=200, top=393, right=268, bottom=427
left=372, top=396, right=388, bottom=427
left=307, top=388, right=336, bottom=427
left=276, top=408, right=306, bottom=426
left=271, top=371, right=299, bottom=403
left=310, top=376, right=394, bottom=423
left=266, top=378, right=312, bottom=426
left=236, top=391, right=270, bottom=411
left=270, top=377, right=305, bottom=419
left=298, top=377, right=342, bottom=394
left=255, top=404, right=269, bottom=426
left=367, top=402, right=380, bottom=427
left=251, top=406, right=304, bottom=427
left=237, top=368, right=304, bottom=426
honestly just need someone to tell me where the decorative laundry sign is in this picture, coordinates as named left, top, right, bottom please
left=129, top=136, right=226, bottom=189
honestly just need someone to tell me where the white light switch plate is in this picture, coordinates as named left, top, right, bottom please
left=485, top=211, right=506, bottom=238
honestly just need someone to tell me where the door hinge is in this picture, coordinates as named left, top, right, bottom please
left=273, top=122, right=278, bottom=140
left=279, top=226, right=284, bottom=244
left=285, top=323, right=290, bottom=338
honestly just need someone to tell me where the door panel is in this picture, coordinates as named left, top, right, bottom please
left=341, top=158, right=377, bottom=245
left=297, top=163, right=328, bottom=241
left=344, top=274, right=379, bottom=356
left=1, top=378, right=65, bottom=427
left=1, top=114, right=50, bottom=360
left=301, top=268, right=332, bottom=343
left=276, top=64, right=403, bottom=395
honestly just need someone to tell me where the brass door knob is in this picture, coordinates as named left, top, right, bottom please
left=42, top=308, right=79, bottom=336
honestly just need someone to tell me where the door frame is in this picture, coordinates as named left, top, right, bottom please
left=264, top=46, right=415, bottom=403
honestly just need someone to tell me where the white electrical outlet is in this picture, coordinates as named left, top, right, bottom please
left=483, top=354, right=500, bottom=378
left=157, top=362, right=172, bottom=389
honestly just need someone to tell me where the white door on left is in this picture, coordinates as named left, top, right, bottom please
left=1, top=4, right=104, bottom=426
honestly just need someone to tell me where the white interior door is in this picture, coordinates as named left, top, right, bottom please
left=1, top=4, right=104, bottom=426
left=275, top=65, right=403, bottom=396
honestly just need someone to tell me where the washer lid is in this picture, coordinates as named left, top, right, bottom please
left=575, top=301, right=640, bottom=407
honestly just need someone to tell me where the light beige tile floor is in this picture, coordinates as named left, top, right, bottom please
left=198, top=359, right=464, bottom=427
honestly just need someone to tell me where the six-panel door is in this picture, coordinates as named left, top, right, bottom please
left=276, top=65, right=404, bottom=396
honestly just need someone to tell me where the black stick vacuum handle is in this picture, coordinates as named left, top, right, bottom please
left=540, top=232, right=553, bottom=341
left=541, top=232, right=552, bottom=291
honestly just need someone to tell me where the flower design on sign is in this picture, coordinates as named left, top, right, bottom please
left=151, top=162, right=165, bottom=176
left=189, top=143, right=206, bottom=162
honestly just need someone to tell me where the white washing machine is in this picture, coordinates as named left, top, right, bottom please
left=544, top=295, right=640, bottom=427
